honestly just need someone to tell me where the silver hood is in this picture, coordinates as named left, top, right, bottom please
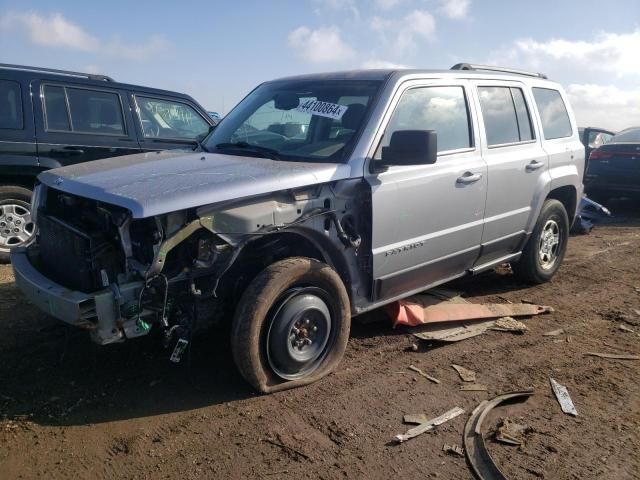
left=38, top=150, right=354, bottom=218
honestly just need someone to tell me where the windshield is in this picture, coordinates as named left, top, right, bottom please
left=203, top=80, right=382, bottom=162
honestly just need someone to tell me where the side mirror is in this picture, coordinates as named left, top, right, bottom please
left=380, top=130, right=437, bottom=169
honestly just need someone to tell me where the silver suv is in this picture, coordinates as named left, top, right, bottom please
left=12, top=64, right=584, bottom=393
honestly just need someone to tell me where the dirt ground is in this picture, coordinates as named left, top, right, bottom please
left=1, top=202, right=639, bottom=480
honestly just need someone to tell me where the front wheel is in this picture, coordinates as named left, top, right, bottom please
left=513, top=199, right=569, bottom=284
left=0, top=186, right=35, bottom=264
left=230, top=257, right=351, bottom=393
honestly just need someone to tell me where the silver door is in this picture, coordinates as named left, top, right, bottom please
left=366, top=80, right=487, bottom=301
left=471, top=82, right=549, bottom=268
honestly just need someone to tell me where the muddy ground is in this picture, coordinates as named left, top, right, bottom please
left=1, top=201, right=639, bottom=480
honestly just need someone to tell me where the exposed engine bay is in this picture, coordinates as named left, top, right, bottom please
left=30, top=181, right=368, bottom=360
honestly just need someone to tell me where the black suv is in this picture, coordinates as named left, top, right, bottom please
left=0, top=63, right=215, bottom=261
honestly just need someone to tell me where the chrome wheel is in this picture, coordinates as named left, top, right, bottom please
left=0, top=202, right=35, bottom=251
left=538, top=219, right=561, bottom=270
left=266, top=287, right=333, bottom=380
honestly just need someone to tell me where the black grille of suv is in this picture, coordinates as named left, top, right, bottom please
left=37, top=190, right=126, bottom=293
left=38, top=214, right=105, bottom=292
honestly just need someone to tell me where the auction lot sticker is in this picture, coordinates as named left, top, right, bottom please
left=297, top=100, right=348, bottom=120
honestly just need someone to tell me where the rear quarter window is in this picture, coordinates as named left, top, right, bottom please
left=0, top=80, right=23, bottom=129
left=532, top=88, right=572, bottom=140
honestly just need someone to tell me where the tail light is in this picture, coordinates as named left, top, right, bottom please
left=589, top=149, right=613, bottom=161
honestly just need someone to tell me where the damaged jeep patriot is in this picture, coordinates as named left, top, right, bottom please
left=12, top=64, right=584, bottom=393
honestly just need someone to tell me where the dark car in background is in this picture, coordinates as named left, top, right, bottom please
left=578, top=126, right=614, bottom=182
left=0, top=64, right=214, bottom=261
left=585, top=127, right=640, bottom=201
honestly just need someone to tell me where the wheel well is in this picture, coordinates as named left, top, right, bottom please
left=0, top=174, right=37, bottom=190
left=547, top=186, right=578, bottom=223
left=218, top=231, right=352, bottom=307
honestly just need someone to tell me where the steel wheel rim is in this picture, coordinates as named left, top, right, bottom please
left=0, top=202, right=35, bottom=251
left=538, top=219, right=561, bottom=270
left=266, top=287, right=333, bottom=380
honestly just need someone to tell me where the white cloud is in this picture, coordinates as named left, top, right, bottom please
left=438, top=0, right=470, bottom=19
left=371, top=9, right=436, bottom=54
left=312, top=0, right=360, bottom=21
left=0, top=11, right=169, bottom=60
left=566, top=84, right=640, bottom=131
left=288, top=25, right=355, bottom=63
left=375, top=0, right=407, bottom=10
left=495, top=30, right=640, bottom=78
left=361, top=59, right=412, bottom=69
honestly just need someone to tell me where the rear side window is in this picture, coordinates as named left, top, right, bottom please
left=532, top=88, right=572, bottom=139
left=43, top=85, right=126, bottom=135
left=477, top=86, right=534, bottom=146
left=43, top=85, right=71, bottom=131
left=381, top=86, right=472, bottom=153
left=135, top=96, right=209, bottom=141
left=0, top=80, right=23, bottom=129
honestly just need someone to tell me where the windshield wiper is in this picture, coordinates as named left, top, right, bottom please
left=215, top=142, right=281, bottom=160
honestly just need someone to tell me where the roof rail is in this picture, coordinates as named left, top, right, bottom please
left=0, top=63, right=114, bottom=82
left=450, top=63, right=548, bottom=80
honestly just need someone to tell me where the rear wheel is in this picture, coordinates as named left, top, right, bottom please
left=513, top=199, right=569, bottom=284
left=0, top=186, right=35, bottom=264
left=230, top=257, right=351, bottom=393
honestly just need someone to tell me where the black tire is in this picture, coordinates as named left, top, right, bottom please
left=513, top=199, right=569, bottom=284
left=0, top=185, right=35, bottom=264
left=230, top=257, right=351, bottom=393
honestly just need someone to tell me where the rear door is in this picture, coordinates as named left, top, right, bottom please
left=0, top=78, right=37, bottom=169
left=130, top=94, right=211, bottom=151
left=471, top=81, right=548, bottom=267
left=33, top=81, right=141, bottom=169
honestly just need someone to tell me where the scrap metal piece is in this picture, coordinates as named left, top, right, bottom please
left=495, top=419, right=529, bottom=446
left=403, top=413, right=429, bottom=425
left=413, top=319, right=495, bottom=342
left=420, top=303, right=552, bottom=324
left=490, top=317, right=528, bottom=333
left=550, top=378, right=578, bottom=416
left=408, top=364, right=440, bottom=384
left=584, top=352, right=640, bottom=360
left=463, top=390, right=535, bottom=480
left=443, top=444, right=465, bottom=457
left=460, top=384, right=488, bottom=392
left=394, top=407, right=465, bottom=443
left=452, top=364, right=476, bottom=382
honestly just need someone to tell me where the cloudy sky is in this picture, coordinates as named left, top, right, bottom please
left=1, top=0, right=638, bottom=130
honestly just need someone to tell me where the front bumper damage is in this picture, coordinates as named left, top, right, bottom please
left=11, top=247, right=146, bottom=345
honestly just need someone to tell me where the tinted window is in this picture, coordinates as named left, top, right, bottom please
left=610, top=128, right=640, bottom=144
left=136, top=97, right=209, bottom=140
left=382, top=86, right=472, bottom=153
left=532, top=88, right=572, bottom=139
left=478, top=87, right=534, bottom=146
left=43, top=85, right=70, bottom=131
left=0, top=80, right=23, bottom=129
left=67, top=88, right=125, bottom=135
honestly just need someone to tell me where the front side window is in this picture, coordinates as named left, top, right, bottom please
left=203, top=80, right=381, bottom=162
left=0, top=80, right=23, bottom=129
left=381, top=86, right=472, bottom=153
left=532, top=88, right=572, bottom=140
left=478, top=86, right=534, bottom=146
left=136, top=97, right=209, bottom=141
